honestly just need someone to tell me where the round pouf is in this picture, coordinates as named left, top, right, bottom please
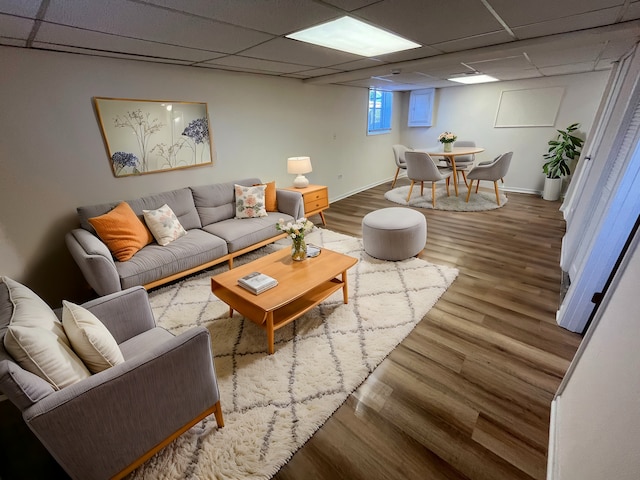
left=362, top=207, right=427, bottom=261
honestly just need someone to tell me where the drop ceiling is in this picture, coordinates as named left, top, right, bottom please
left=2, top=0, right=640, bottom=91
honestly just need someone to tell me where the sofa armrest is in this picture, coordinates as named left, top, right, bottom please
left=276, top=189, right=304, bottom=219
left=66, top=229, right=122, bottom=296
left=81, top=286, right=156, bottom=343
left=23, top=326, right=219, bottom=480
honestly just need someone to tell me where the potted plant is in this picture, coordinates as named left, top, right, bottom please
left=542, top=122, right=584, bottom=201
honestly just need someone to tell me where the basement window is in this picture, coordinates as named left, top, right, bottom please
left=367, top=88, right=392, bottom=135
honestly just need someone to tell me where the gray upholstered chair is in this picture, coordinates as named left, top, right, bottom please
left=465, top=151, right=513, bottom=205
left=0, top=282, right=223, bottom=480
left=447, top=140, right=476, bottom=186
left=405, top=151, right=453, bottom=207
left=391, top=144, right=412, bottom=188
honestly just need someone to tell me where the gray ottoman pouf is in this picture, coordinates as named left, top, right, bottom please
left=362, top=207, right=427, bottom=261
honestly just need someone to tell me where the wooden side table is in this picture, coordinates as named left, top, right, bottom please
left=283, top=184, right=328, bottom=225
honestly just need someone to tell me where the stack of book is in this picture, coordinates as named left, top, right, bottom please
left=237, top=272, right=278, bottom=295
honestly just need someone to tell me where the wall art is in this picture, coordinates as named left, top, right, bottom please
left=94, top=97, right=214, bottom=177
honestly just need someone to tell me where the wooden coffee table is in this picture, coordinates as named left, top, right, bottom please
left=211, top=247, right=357, bottom=354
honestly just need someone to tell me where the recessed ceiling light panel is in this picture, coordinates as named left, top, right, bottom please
left=286, top=16, right=421, bottom=57
left=448, top=74, right=499, bottom=84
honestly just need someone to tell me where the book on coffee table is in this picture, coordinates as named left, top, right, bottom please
left=237, top=272, right=278, bottom=295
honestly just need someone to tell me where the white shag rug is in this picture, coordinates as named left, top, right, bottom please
left=128, top=229, right=458, bottom=480
left=385, top=184, right=507, bottom=211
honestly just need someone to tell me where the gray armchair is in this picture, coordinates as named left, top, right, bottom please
left=465, top=151, right=513, bottom=205
left=405, top=151, right=453, bottom=207
left=391, top=144, right=412, bottom=188
left=0, top=284, right=223, bottom=480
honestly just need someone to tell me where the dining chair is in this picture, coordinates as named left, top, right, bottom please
left=447, top=140, right=476, bottom=187
left=465, top=151, right=513, bottom=205
left=405, top=151, right=453, bottom=207
left=391, top=144, right=412, bottom=188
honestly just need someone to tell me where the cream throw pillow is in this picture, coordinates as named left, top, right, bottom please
left=143, top=204, right=187, bottom=246
left=235, top=184, right=267, bottom=219
left=62, top=301, right=125, bottom=374
left=2, top=277, right=90, bottom=390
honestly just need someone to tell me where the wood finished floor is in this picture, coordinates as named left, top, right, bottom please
left=273, top=179, right=582, bottom=480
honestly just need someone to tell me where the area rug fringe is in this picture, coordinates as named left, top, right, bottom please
left=385, top=184, right=507, bottom=211
left=128, top=229, right=458, bottom=480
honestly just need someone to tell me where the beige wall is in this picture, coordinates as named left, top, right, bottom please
left=399, top=71, right=609, bottom=194
left=0, top=47, right=401, bottom=304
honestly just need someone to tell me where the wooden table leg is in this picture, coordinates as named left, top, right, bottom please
left=342, top=271, right=349, bottom=304
left=229, top=307, right=233, bottom=317
left=451, top=157, right=459, bottom=196
left=267, top=312, right=275, bottom=354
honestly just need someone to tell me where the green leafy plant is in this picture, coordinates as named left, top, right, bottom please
left=542, top=123, right=584, bottom=179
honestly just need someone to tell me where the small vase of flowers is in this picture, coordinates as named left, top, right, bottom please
left=438, top=132, right=457, bottom=152
left=276, top=218, right=314, bottom=261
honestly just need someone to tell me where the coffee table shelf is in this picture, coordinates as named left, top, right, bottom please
left=211, top=247, right=356, bottom=354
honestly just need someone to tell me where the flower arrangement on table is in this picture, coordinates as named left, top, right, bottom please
left=438, top=131, right=457, bottom=152
left=276, top=218, right=314, bottom=260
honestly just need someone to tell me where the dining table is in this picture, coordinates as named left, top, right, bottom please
left=417, top=146, right=485, bottom=196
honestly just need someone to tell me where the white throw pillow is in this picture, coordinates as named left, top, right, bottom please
left=2, top=277, right=90, bottom=390
left=62, top=301, right=125, bottom=374
left=235, top=184, right=267, bottom=219
left=143, top=203, right=187, bottom=246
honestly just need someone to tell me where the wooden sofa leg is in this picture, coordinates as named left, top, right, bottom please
left=213, top=400, right=224, bottom=428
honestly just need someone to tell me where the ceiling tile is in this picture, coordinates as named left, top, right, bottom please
left=433, top=31, right=516, bottom=53
left=623, top=1, right=640, bottom=20
left=283, top=67, right=344, bottom=78
left=489, top=0, right=625, bottom=27
left=0, top=38, right=26, bottom=47
left=31, top=42, right=194, bottom=65
left=539, top=62, right=598, bottom=76
left=322, top=0, right=379, bottom=11
left=466, top=54, right=532, bottom=73
left=331, top=58, right=385, bottom=71
left=512, top=8, right=622, bottom=40
left=202, top=56, right=310, bottom=74
left=44, top=0, right=274, bottom=53
left=36, top=23, right=225, bottom=62
left=240, top=37, right=362, bottom=67
left=0, top=13, right=34, bottom=39
left=140, top=0, right=340, bottom=35
left=355, top=0, right=504, bottom=45
left=526, top=43, right=606, bottom=67
left=374, top=72, right=435, bottom=83
left=372, top=46, right=441, bottom=62
left=0, top=0, right=42, bottom=17
left=492, top=69, right=543, bottom=81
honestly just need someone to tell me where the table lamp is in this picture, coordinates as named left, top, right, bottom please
left=287, top=156, right=312, bottom=188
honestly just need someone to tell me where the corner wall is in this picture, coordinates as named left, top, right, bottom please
left=399, top=72, right=609, bottom=194
left=0, top=47, right=401, bottom=304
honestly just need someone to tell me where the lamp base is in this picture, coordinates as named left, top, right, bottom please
left=293, top=175, right=309, bottom=188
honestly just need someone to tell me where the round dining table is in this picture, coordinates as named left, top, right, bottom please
left=418, top=147, right=485, bottom=196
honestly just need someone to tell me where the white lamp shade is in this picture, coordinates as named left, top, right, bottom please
left=287, top=156, right=312, bottom=188
left=287, top=156, right=312, bottom=174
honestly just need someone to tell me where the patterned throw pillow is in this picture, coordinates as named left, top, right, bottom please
left=235, top=184, right=268, bottom=219
left=143, top=204, right=187, bottom=246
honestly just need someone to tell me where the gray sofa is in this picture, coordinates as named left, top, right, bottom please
left=66, top=178, right=304, bottom=296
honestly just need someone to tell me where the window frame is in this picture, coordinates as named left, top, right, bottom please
left=367, top=88, right=393, bottom=135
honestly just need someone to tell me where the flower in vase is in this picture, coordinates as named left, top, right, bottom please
left=438, top=132, right=457, bottom=144
left=276, top=218, right=314, bottom=240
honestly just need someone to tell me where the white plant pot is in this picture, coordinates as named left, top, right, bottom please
left=543, top=177, right=563, bottom=201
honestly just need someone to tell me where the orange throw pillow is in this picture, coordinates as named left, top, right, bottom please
left=88, top=202, right=153, bottom=261
left=254, top=181, right=277, bottom=212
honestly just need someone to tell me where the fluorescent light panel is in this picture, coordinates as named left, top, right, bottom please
left=286, top=16, right=420, bottom=57
left=448, top=74, right=499, bottom=84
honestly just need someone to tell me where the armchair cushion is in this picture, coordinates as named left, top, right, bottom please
left=62, top=301, right=124, bottom=373
left=1, top=277, right=90, bottom=390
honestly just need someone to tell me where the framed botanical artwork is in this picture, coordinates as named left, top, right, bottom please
left=94, top=97, right=214, bottom=177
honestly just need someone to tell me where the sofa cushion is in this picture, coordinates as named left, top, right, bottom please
left=116, top=229, right=228, bottom=289
left=235, top=184, right=267, bottom=219
left=143, top=204, right=188, bottom=246
left=254, top=181, right=278, bottom=212
left=78, top=187, right=201, bottom=233
left=191, top=178, right=262, bottom=227
left=203, top=212, right=294, bottom=252
left=62, top=301, right=125, bottom=374
left=1, top=277, right=91, bottom=390
left=88, top=202, right=154, bottom=261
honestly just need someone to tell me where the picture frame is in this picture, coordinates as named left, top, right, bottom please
left=93, top=97, right=214, bottom=177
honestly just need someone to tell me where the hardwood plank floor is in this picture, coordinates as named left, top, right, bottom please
left=274, top=179, right=582, bottom=480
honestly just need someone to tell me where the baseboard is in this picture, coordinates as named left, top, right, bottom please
left=547, top=397, right=560, bottom=480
